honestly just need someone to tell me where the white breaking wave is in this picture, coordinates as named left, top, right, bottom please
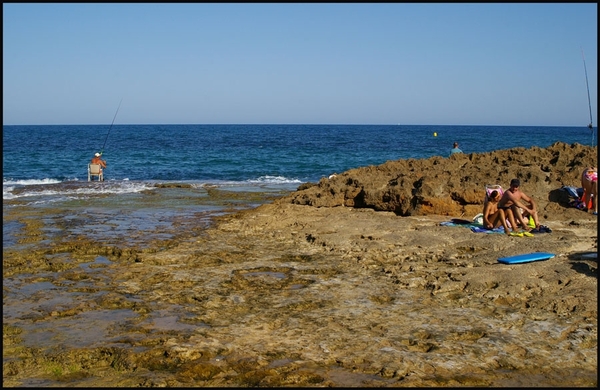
left=3, top=178, right=64, bottom=186
left=248, top=175, right=302, bottom=184
left=3, top=177, right=301, bottom=203
left=3, top=180, right=155, bottom=201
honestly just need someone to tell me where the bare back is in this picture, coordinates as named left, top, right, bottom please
left=91, top=156, right=106, bottom=168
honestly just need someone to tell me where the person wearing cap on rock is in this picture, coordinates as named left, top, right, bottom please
left=497, top=178, right=540, bottom=233
left=91, top=152, right=107, bottom=171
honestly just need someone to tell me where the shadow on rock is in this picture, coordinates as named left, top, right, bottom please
left=567, top=251, right=597, bottom=278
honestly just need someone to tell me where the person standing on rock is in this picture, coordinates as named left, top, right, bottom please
left=581, top=166, right=597, bottom=215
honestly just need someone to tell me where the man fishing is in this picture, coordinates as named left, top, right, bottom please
left=91, top=152, right=107, bottom=171
left=90, top=99, right=121, bottom=180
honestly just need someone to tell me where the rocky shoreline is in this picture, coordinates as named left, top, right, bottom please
left=3, top=142, right=597, bottom=387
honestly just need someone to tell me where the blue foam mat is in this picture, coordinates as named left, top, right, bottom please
left=498, top=252, right=555, bottom=264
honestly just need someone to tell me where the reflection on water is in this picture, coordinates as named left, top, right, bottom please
left=18, top=309, right=139, bottom=349
left=80, top=256, right=112, bottom=271
left=3, top=219, right=25, bottom=247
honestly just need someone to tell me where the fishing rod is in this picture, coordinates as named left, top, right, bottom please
left=581, top=48, right=594, bottom=145
left=100, top=99, right=123, bottom=155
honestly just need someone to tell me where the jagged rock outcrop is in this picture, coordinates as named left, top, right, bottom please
left=288, top=142, right=597, bottom=217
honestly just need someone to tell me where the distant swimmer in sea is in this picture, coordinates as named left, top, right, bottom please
left=581, top=166, right=597, bottom=215
left=450, top=142, right=462, bottom=156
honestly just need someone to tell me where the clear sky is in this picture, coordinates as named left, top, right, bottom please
left=3, top=3, right=597, bottom=126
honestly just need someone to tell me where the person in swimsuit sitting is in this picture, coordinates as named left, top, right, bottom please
left=497, top=178, right=540, bottom=232
left=482, top=190, right=510, bottom=234
left=581, top=166, right=597, bottom=215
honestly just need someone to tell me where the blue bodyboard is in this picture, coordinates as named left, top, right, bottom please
left=498, top=252, right=555, bottom=264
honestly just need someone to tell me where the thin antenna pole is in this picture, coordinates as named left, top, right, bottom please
left=581, top=48, right=594, bottom=145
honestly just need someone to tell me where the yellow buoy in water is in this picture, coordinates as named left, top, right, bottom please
left=433, top=132, right=437, bottom=137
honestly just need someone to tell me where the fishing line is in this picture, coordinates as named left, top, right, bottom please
left=100, top=99, right=123, bottom=154
left=581, top=48, right=594, bottom=145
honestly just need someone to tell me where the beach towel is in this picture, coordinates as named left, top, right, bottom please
left=440, top=221, right=505, bottom=234
left=442, top=220, right=549, bottom=235
left=469, top=226, right=506, bottom=234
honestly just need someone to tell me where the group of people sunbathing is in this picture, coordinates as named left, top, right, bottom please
left=482, top=178, right=541, bottom=236
left=483, top=167, right=597, bottom=235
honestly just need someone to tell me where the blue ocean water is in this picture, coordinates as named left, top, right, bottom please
left=3, top=124, right=597, bottom=203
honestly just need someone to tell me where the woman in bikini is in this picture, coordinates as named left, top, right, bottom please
left=581, top=166, right=597, bottom=215
left=483, top=190, right=510, bottom=234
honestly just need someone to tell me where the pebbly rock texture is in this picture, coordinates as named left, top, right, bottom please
left=289, top=142, right=597, bottom=218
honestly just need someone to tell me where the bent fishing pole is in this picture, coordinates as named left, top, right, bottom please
left=100, top=98, right=123, bottom=155
left=581, top=48, right=594, bottom=145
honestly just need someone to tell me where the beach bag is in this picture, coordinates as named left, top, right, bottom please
left=561, top=186, right=586, bottom=209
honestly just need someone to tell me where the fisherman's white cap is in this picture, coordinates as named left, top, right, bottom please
left=95, top=153, right=101, bottom=157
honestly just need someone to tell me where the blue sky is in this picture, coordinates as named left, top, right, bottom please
left=3, top=3, right=597, bottom=126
